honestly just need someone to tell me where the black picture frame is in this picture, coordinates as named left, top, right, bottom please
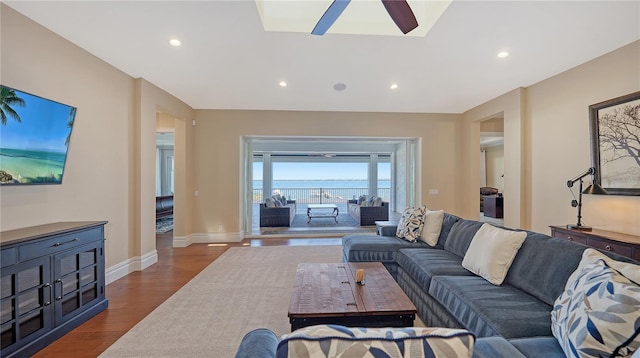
left=589, top=91, right=640, bottom=196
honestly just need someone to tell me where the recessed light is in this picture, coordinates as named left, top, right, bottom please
left=390, top=83, right=399, bottom=90
left=497, top=51, right=510, bottom=58
left=169, top=39, right=181, bottom=47
left=279, top=81, right=287, bottom=87
left=333, top=83, right=347, bottom=91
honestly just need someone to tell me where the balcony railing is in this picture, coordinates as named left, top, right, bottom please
left=253, top=187, right=390, bottom=204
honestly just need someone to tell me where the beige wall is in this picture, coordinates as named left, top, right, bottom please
left=462, top=89, right=525, bottom=228
left=191, top=111, right=461, bottom=235
left=527, top=40, right=640, bottom=235
left=485, top=146, right=504, bottom=192
left=3, top=4, right=637, bottom=278
left=464, top=40, right=639, bottom=236
left=1, top=7, right=194, bottom=278
left=1, top=5, right=135, bottom=267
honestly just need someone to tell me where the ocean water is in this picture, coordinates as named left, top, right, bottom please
left=253, top=180, right=391, bottom=203
left=254, top=180, right=390, bottom=188
left=0, top=148, right=66, bottom=184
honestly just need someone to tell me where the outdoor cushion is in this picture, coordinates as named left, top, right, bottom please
left=396, top=248, right=474, bottom=290
left=429, top=276, right=553, bottom=338
left=443, top=220, right=484, bottom=258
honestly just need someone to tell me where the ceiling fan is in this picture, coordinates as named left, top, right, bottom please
left=312, top=0, right=419, bottom=36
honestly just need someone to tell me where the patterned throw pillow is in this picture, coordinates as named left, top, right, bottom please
left=551, top=253, right=640, bottom=358
left=277, top=325, right=475, bottom=358
left=395, top=206, right=427, bottom=242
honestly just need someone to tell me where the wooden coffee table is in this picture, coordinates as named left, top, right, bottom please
left=288, top=262, right=416, bottom=331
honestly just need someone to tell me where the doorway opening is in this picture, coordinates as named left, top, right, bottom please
left=155, top=114, right=175, bottom=236
left=479, top=117, right=505, bottom=226
left=241, top=136, right=420, bottom=236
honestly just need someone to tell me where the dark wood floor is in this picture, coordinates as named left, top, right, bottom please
left=33, top=231, right=341, bottom=357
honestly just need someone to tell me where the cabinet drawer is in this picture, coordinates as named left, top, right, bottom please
left=1, top=248, right=16, bottom=268
left=553, top=231, right=587, bottom=245
left=19, top=227, right=103, bottom=262
left=588, top=237, right=633, bottom=257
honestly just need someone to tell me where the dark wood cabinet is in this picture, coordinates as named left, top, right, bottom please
left=550, top=225, right=640, bottom=260
left=0, top=221, right=108, bottom=357
left=483, top=196, right=504, bottom=218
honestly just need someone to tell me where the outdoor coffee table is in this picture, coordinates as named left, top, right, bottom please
left=306, top=204, right=339, bottom=223
left=288, top=262, right=416, bottom=331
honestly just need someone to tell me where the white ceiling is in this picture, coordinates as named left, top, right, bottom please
left=5, top=1, right=639, bottom=114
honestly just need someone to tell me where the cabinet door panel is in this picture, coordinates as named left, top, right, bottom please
left=53, top=242, right=102, bottom=325
left=0, top=257, right=52, bottom=354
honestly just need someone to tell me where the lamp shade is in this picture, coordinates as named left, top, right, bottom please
left=582, top=182, right=608, bottom=195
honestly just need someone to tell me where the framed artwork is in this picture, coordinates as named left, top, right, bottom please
left=589, top=91, right=640, bottom=196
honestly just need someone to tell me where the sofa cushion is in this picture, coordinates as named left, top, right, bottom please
left=434, top=212, right=462, bottom=249
left=419, top=209, right=445, bottom=246
left=395, top=206, right=427, bottom=242
left=503, top=233, right=587, bottom=306
left=429, top=276, right=553, bottom=338
left=235, top=328, right=278, bottom=358
left=508, top=337, right=566, bottom=358
left=342, top=234, right=428, bottom=264
left=276, top=325, right=475, bottom=358
left=443, top=220, right=484, bottom=258
left=264, top=197, right=277, bottom=208
left=462, top=224, right=527, bottom=285
left=396, top=248, right=474, bottom=290
left=551, top=249, right=640, bottom=358
left=472, top=336, right=527, bottom=358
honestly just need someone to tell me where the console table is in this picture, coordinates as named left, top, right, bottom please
left=0, top=221, right=108, bottom=357
left=550, top=225, right=640, bottom=261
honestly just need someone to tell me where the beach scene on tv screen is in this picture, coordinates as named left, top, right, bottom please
left=0, top=86, right=76, bottom=185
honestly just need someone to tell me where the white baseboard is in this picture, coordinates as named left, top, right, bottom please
left=173, top=232, right=244, bottom=247
left=105, top=250, right=158, bottom=285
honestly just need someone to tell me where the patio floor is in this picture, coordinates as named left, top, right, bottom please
left=249, top=203, right=400, bottom=237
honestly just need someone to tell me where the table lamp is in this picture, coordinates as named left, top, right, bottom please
left=566, top=167, right=608, bottom=231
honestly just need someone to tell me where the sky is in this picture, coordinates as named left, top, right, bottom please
left=0, top=88, right=75, bottom=153
left=254, top=162, right=391, bottom=180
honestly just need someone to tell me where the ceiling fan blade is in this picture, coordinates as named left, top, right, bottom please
left=381, top=0, right=419, bottom=34
left=312, top=0, right=351, bottom=36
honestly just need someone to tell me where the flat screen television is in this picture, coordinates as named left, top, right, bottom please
left=0, top=85, right=77, bottom=185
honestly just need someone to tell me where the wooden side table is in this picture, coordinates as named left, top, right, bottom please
left=550, top=225, right=640, bottom=261
left=483, top=196, right=503, bottom=218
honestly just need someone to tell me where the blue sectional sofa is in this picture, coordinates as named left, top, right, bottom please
left=341, top=213, right=639, bottom=356
left=234, top=213, right=639, bottom=357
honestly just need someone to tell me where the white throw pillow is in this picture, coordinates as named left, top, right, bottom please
left=419, top=209, right=445, bottom=247
left=551, top=250, right=640, bottom=358
left=461, top=223, right=527, bottom=285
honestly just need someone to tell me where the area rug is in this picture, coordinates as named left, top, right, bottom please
left=99, top=245, right=343, bottom=357
left=155, top=217, right=173, bottom=233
